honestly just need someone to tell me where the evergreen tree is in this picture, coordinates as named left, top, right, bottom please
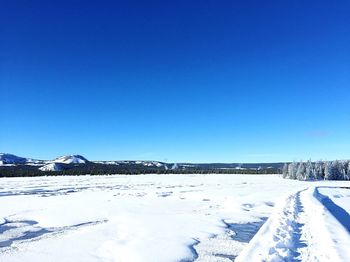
left=324, top=161, right=340, bottom=180
left=346, top=161, right=350, bottom=180
left=333, top=160, right=345, bottom=180
left=282, top=159, right=350, bottom=181
left=288, top=162, right=297, bottom=179
left=296, top=161, right=306, bottom=180
left=338, top=161, right=347, bottom=180
left=305, top=160, right=314, bottom=180
left=314, top=161, right=324, bottom=180
left=282, top=163, right=289, bottom=178
left=324, top=161, right=331, bottom=180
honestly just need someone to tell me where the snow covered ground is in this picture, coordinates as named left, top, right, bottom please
left=0, top=174, right=349, bottom=262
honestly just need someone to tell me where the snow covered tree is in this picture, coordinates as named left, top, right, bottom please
left=324, top=161, right=342, bottom=180
left=346, top=161, right=350, bottom=180
left=324, top=161, right=332, bottom=180
left=305, top=160, right=314, bottom=180
left=314, top=161, right=324, bottom=180
left=282, top=159, right=350, bottom=181
left=296, top=161, right=306, bottom=180
left=282, top=163, right=289, bottom=178
left=288, top=162, right=297, bottom=179
left=333, top=160, right=346, bottom=180
left=338, top=161, right=347, bottom=180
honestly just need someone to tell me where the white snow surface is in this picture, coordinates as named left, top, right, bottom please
left=0, top=174, right=349, bottom=262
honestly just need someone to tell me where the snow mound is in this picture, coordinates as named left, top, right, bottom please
left=39, top=163, right=63, bottom=171
left=52, top=155, right=87, bottom=164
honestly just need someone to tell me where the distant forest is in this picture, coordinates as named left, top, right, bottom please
left=3, top=160, right=350, bottom=179
left=0, top=162, right=280, bottom=177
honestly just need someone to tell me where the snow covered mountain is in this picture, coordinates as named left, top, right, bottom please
left=0, top=153, right=284, bottom=174
left=0, top=153, right=170, bottom=172
left=94, top=160, right=166, bottom=168
left=0, top=153, right=28, bottom=165
left=0, top=154, right=88, bottom=166
left=0, top=153, right=88, bottom=171
left=52, top=155, right=87, bottom=164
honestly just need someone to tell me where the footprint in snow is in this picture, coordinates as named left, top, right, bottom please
left=157, top=192, right=173, bottom=197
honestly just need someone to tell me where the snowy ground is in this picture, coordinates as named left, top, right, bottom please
left=0, top=174, right=349, bottom=262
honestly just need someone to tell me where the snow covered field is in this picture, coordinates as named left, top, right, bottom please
left=0, top=174, right=349, bottom=262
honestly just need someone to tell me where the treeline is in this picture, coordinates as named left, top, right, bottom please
left=0, top=163, right=280, bottom=177
left=282, top=160, right=350, bottom=181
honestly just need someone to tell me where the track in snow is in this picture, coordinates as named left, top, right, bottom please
left=266, top=189, right=307, bottom=261
left=236, top=187, right=350, bottom=262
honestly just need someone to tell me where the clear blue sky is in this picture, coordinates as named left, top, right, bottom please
left=1, top=1, right=349, bottom=163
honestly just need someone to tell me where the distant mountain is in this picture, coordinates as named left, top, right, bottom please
left=53, top=155, right=88, bottom=164
left=94, top=160, right=165, bottom=168
left=0, top=153, right=88, bottom=170
left=0, top=153, right=27, bottom=165
left=0, top=154, right=88, bottom=166
left=0, top=153, right=284, bottom=176
left=0, top=153, right=46, bottom=166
